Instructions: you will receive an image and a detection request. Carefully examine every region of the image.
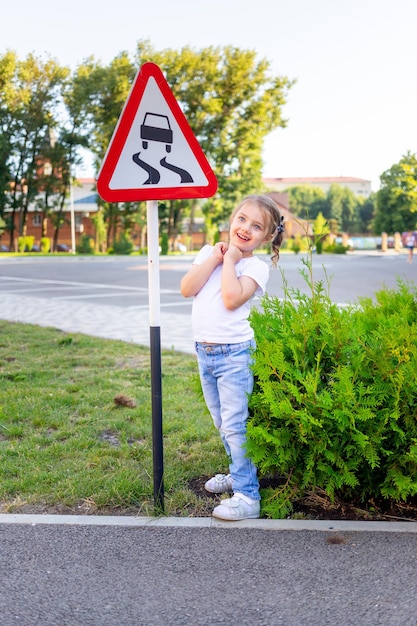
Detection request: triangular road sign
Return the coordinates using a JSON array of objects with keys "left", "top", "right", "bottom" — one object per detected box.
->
[{"left": 97, "top": 63, "right": 218, "bottom": 202}]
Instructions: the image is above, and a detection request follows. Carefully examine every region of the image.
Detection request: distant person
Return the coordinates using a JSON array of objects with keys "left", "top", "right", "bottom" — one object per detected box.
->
[
  {"left": 180, "top": 195, "right": 284, "bottom": 520},
  {"left": 405, "top": 232, "right": 415, "bottom": 264}
]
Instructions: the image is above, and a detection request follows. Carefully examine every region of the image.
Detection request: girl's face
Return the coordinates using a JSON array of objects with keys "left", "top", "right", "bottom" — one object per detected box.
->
[{"left": 229, "top": 201, "right": 273, "bottom": 257}]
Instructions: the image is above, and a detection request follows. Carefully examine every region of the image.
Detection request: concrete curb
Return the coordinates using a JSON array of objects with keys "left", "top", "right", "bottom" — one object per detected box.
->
[{"left": 1, "top": 514, "right": 417, "bottom": 533}]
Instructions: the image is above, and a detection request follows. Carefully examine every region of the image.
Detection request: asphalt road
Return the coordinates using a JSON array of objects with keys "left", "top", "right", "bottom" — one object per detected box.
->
[
  {"left": 1, "top": 251, "right": 416, "bottom": 354},
  {"left": 0, "top": 249, "right": 416, "bottom": 309},
  {"left": 1, "top": 521, "right": 417, "bottom": 626}
]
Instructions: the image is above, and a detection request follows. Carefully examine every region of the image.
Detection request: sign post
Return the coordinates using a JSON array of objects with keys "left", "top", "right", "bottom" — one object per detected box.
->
[
  {"left": 97, "top": 63, "right": 217, "bottom": 512},
  {"left": 147, "top": 199, "right": 164, "bottom": 511}
]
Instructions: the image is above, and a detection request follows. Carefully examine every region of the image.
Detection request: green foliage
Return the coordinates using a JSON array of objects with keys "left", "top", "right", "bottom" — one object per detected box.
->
[
  {"left": 291, "top": 238, "right": 301, "bottom": 254},
  {"left": 286, "top": 186, "right": 326, "bottom": 220},
  {"left": 248, "top": 260, "right": 417, "bottom": 518},
  {"left": 357, "top": 193, "right": 376, "bottom": 234},
  {"left": 90, "top": 209, "right": 107, "bottom": 253},
  {"left": 326, "top": 184, "right": 358, "bottom": 233},
  {"left": 17, "top": 235, "right": 35, "bottom": 252},
  {"left": 285, "top": 184, "right": 370, "bottom": 234},
  {"left": 313, "top": 212, "right": 329, "bottom": 237},
  {"left": 315, "top": 240, "right": 323, "bottom": 254},
  {"left": 284, "top": 235, "right": 310, "bottom": 254},
  {"left": 160, "top": 232, "right": 169, "bottom": 255},
  {"left": 2, "top": 44, "right": 293, "bottom": 245},
  {"left": 80, "top": 41, "right": 293, "bottom": 226},
  {"left": 323, "top": 242, "right": 348, "bottom": 254},
  {"left": 76, "top": 234, "right": 95, "bottom": 254},
  {"left": 40, "top": 237, "right": 50, "bottom": 253},
  {"left": 313, "top": 212, "right": 330, "bottom": 254},
  {"left": 0, "top": 52, "right": 71, "bottom": 242},
  {"left": 110, "top": 234, "right": 133, "bottom": 255},
  {"left": 374, "top": 151, "right": 417, "bottom": 234}
]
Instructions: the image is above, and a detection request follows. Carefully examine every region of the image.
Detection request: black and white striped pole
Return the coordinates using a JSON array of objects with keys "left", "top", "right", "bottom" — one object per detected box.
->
[{"left": 147, "top": 199, "right": 164, "bottom": 512}]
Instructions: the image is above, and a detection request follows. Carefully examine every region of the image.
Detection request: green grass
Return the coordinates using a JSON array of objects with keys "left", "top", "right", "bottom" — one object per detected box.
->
[{"left": 0, "top": 321, "right": 225, "bottom": 516}]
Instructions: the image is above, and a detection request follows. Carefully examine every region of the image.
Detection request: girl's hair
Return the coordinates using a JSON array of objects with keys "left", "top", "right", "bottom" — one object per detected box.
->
[{"left": 232, "top": 194, "right": 285, "bottom": 266}]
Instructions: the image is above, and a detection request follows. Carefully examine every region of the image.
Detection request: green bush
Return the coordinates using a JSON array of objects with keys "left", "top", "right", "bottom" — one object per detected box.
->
[
  {"left": 283, "top": 235, "right": 312, "bottom": 254},
  {"left": 248, "top": 259, "right": 417, "bottom": 518},
  {"left": 17, "top": 235, "right": 35, "bottom": 252},
  {"left": 40, "top": 237, "right": 51, "bottom": 253},
  {"left": 315, "top": 239, "right": 323, "bottom": 254},
  {"left": 76, "top": 234, "right": 95, "bottom": 254},
  {"left": 109, "top": 234, "right": 133, "bottom": 255},
  {"left": 323, "top": 242, "right": 348, "bottom": 254}
]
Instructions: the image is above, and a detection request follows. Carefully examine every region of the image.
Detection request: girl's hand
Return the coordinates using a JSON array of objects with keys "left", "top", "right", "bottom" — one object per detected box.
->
[
  {"left": 181, "top": 242, "right": 228, "bottom": 298},
  {"left": 224, "top": 243, "right": 243, "bottom": 264},
  {"left": 213, "top": 242, "right": 228, "bottom": 262}
]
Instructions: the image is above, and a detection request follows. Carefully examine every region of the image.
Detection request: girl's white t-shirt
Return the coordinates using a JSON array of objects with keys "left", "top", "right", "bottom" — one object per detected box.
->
[{"left": 191, "top": 245, "right": 270, "bottom": 343}]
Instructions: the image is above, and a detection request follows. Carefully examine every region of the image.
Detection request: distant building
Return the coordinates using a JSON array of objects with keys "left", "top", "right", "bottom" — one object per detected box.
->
[{"left": 263, "top": 176, "right": 372, "bottom": 198}]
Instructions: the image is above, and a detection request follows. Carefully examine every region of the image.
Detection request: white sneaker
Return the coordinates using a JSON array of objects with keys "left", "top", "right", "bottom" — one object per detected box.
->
[
  {"left": 204, "top": 473, "right": 233, "bottom": 494},
  {"left": 212, "top": 493, "right": 260, "bottom": 521}
]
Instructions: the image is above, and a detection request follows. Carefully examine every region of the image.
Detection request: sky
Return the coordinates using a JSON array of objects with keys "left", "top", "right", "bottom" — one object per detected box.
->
[{"left": 3, "top": 0, "right": 417, "bottom": 191}]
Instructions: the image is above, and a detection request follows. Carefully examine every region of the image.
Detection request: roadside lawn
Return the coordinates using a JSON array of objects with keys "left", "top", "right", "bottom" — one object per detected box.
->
[
  {"left": 2, "top": 320, "right": 417, "bottom": 522},
  {"left": 0, "top": 320, "right": 224, "bottom": 517}
]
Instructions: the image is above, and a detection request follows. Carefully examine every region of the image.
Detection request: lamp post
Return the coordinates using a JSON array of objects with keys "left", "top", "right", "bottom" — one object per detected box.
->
[{"left": 70, "top": 174, "right": 76, "bottom": 254}]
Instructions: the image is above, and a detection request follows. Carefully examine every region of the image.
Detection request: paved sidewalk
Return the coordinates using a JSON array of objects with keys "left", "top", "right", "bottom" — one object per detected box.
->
[{"left": 0, "top": 292, "right": 195, "bottom": 354}]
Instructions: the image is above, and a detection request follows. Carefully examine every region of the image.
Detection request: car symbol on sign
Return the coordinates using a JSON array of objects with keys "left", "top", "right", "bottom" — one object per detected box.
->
[{"left": 140, "top": 113, "right": 173, "bottom": 153}]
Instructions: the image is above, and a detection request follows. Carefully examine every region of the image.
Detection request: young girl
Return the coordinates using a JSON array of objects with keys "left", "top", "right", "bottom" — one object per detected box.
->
[{"left": 180, "top": 195, "right": 284, "bottom": 520}]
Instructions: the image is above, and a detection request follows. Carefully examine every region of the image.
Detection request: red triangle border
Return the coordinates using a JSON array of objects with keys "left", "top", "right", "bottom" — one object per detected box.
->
[{"left": 97, "top": 63, "right": 218, "bottom": 202}]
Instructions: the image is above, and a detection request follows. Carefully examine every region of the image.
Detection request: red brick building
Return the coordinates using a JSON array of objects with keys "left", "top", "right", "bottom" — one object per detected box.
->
[{"left": 1, "top": 178, "right": 98, "bottom": 252}]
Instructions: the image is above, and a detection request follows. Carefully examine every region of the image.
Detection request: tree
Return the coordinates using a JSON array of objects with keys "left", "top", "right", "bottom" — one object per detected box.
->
[
  {"left": 374, "top": 152, "right": 417, "bottom": 234},
  {"left": 71, "top": 53, "right": 136, "bottom": 175},
  {"left": 0, "top": 52, "right": 70, "bottom": 248},
  {"left": 326, "top": 184, "right": 358, "bottom": 233},
  {"left": 286, "top": 185, "right": 327, "bottom": 220},
  {"left": 1, "top": 44, "right": 293, "bottom": 250},
  {"left": 286, "top": 184, "right": 364, "bottom": 233},
  {"left": 356, "top": 193, "right": 376, "bottom": 234},
  {"left": 71, "top": 53, "right": 142, "bottom": 247},
  {"left": 76, "top": 41, "right": 293, "bottom": 245},
  {"left": 146, "top": 42, "right": 293, "bottom": 221},
  {"left": 0, "top": 51, "right": 18, "bottom": 231}
]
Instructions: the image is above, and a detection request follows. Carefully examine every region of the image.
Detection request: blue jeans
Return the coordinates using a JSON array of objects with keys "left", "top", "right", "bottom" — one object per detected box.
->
[{"left": 195, "top": 339, "right": 260, "bottom": 500}]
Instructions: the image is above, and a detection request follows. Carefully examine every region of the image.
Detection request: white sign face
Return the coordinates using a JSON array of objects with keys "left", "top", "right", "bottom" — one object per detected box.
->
[
  {"left": 97, "top": 63, "right": 217, "bottom": 202},
  {"left": 109, "top": 77, "right": 209, "bottom": 190}
]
